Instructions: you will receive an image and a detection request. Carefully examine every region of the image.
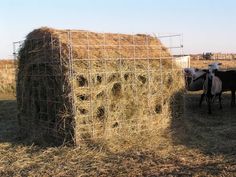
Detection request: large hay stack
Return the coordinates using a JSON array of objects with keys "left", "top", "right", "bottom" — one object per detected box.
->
[
  {"left": 17, "top": 27, "right": 183, "bottom": 145},
  {"left": 0, "top": 60, "right": 16, "bottom": 94}
]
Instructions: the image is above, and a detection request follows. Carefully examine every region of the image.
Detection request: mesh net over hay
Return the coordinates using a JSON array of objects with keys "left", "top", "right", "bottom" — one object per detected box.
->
[{"left": 17, "top": 27, "right": 183, "bottom": 145}]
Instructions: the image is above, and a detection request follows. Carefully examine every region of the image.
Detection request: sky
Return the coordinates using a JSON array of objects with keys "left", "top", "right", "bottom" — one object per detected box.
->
[{"left": 0, "top": 0, "right": 236, "bottom": 58}]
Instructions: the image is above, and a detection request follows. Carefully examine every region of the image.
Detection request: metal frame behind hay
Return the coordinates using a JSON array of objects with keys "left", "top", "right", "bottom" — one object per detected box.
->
[{"left": 14, "top": 31, "right": 185, "bottom": 143}]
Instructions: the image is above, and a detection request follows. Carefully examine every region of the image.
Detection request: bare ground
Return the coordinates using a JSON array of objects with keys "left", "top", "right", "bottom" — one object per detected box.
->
[{"left": 0, "top": 93, "right": 235, "bottom": 176}]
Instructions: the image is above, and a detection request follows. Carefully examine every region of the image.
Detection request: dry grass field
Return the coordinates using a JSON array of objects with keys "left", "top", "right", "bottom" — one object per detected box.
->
[
  {"left": 0, "top": 60, "right": 236, "bottom": 176},
  {"left": 190, "top": 59, "right": 236, "bottom": 70},
  {"left": 0, "top": 60, "right": 16, "bottom": 94}
]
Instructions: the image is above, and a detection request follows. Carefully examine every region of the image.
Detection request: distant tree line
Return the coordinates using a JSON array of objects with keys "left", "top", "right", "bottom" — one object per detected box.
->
[{"left": 203, "top": 52, "right": 213, "bottom": 60}]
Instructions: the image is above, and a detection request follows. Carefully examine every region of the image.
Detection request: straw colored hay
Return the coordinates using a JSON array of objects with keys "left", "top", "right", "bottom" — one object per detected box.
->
[
  {"left": 17, "top": 27, "right": 183, "bottom": 145},
  {"left": 0, "top": 60, "right": 16, "bottom": 94}
]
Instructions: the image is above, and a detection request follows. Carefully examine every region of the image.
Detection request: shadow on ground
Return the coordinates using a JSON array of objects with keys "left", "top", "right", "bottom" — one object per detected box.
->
[
  {"left": 0, "top": 97, "right": 64, "bottom": 147},
  {"left": 170, "top": 90, "right": 236, "bottom": 156},
  {"left": 0, "top": 98, "right": 19, "bottom": 144}
]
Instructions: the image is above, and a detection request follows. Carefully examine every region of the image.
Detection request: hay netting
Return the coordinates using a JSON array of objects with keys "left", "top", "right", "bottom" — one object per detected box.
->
[
  {"left": 0, "top": 60, "right": 16, "bottom": 94},
  {"left": 17, "top": 35, "right": 74, "bottom": 144},
  {"left": 17, "top": 27, "right": 184, "bottom": 145}
]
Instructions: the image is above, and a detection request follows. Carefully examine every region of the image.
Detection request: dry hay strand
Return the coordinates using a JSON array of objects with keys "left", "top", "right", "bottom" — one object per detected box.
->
[{"left": 17, "top": 27, "right": 184, "bottom": 147}]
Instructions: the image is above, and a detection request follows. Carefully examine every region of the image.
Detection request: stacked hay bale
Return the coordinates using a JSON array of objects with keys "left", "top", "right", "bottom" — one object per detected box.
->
[
  {"left": 17, "top": 27, "right": 183, "bottom": 145},
  {"left": 0, "top": 60, "right": 16, "bottom": 94}
]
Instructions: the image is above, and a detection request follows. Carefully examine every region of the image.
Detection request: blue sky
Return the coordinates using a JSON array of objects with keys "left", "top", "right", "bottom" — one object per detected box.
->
[{"left": 0, "top": 0, "right": 235, "bottom": 58}]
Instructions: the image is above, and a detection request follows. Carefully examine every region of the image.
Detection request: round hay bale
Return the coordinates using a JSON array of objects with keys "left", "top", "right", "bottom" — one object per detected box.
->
[{"left": 17, "top": 27, "right": 183, "bottom": 146}]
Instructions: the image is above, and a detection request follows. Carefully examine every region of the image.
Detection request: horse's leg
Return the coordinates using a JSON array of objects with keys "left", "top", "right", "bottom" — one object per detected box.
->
[
  {"left": 231, "top": 90, "right": 235, "bottom": 107},
  {"left": 219, "top": 93, "right": 222, "bottom": 109},
  {"left": 199, "top": 93, "right": 205, "bottom": 107}
]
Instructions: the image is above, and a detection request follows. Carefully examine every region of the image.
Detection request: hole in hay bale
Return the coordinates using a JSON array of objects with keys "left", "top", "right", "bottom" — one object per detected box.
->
[
  {"left": 112, "top": 122, "right": 119, "bottom": 128},
  {"left": 78, "top": 94, "right": 89, "bottom": 101},
  {"left": 77, "top": 75, "right": 88, "bottom": 87},
  {"left": 79, "top": 108, "right": 88, "bottom": 115},
  {"left": 155, "top": 104, "right": 162, "bottom": 114},
  {"left": 138, "top": 75, "right": 147, "bottom": 84},
  {"left": 97, "top": 75, "right": 102, "bottom": 83},
  {"left": 124, "top": 73, "right": 129, "bottom": 81},
  {"left": 112, "top": 83, "right": 122, "bottom": 96},
  {"left": 96, "top": 106, "right": 105, "bottom": 121}
]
